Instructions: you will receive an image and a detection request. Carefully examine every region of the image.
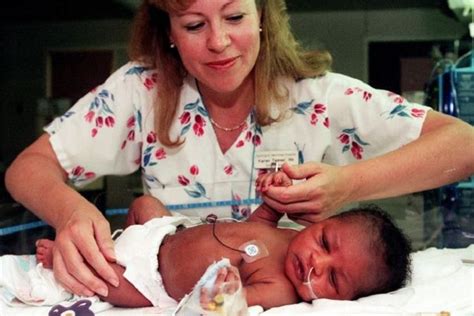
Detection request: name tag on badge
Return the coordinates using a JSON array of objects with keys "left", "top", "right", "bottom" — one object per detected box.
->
[{"left": 255, "top": 150, "right": 298, "bottom": 169}]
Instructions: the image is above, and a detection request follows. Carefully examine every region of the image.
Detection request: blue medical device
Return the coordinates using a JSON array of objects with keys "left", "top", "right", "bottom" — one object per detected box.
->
[{"left": 436, "top": 50, "right": 474, "bottom": 247}]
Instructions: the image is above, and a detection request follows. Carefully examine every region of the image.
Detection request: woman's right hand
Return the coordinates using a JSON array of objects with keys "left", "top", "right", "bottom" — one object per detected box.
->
[{"left": 52, "top": 205, "right": 119, "bottom": 297}]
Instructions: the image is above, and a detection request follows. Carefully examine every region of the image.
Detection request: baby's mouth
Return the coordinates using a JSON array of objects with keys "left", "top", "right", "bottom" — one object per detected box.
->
[{"left": 294, "top": 256, "right": 305, "bottom": 282}]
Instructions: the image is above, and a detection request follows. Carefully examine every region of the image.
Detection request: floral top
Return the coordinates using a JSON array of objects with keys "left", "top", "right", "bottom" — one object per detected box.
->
[{"left": 46, "top": 62, "right": 430, "bottom": 220}]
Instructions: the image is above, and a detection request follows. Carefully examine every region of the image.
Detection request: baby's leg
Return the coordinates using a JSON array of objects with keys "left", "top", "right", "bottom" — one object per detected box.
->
[
  {"left": 126, "top": 195, "right": 172, "bottom": 227},
  {"left": 35, "top": 239, "right": 55, "bottom": 269}
]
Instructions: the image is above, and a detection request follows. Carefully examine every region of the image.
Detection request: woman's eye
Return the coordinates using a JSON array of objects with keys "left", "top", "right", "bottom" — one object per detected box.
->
[
  {"left": 185, "top": 22, "right": 204, "bottom": 31},
  {"left": 227, "top": 14, "right": 244, "bottom": 22}
]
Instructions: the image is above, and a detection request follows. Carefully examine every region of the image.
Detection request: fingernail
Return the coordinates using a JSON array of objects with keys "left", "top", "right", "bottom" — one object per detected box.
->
[
  {"left": 84, "top": 289, "right": 95, "bottom": 297},
  {"left": 97, "top": 287, "right": 108, "bottom": 297},
  {"left": 109, "top": 277, "right": 119, "bottom": 287}
]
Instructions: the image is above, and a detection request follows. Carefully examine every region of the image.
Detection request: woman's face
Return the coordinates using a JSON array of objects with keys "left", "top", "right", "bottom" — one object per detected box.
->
[{"left": 169, "top": 0, "right": 261, "bottom": 96}]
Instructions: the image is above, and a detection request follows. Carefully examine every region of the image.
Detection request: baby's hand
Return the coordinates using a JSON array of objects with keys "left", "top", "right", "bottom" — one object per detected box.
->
[
  {"left": 256, "top": 170, "right": 292, "bottom": 192},
  {"left": 199, "top": 266, "right": 241, "bottom": 312}
]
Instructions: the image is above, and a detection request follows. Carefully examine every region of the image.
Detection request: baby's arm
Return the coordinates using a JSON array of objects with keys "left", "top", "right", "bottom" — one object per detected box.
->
[
  {"left": 247, "top": 203, "right": 283, "bottom": 227},
  {"left": 256, "top": 170, "right": 292, "bottom": 193},
  {"left": 126, "top": 195, "right": 171, "bottom": 227},
  {"left": 249, "top": 170, "right": 293, "bottom": 226},
  {"left": 198, "top": 266, "right": 298, "bottom": 311},
  {"left": 244, "top": 277, "right": 299, "bottom": 309}
]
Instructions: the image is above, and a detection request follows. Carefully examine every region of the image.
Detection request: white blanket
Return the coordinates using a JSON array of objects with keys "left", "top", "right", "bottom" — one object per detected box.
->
[{"left": 1, "top": 246, "right": 473, "bottom": 316}]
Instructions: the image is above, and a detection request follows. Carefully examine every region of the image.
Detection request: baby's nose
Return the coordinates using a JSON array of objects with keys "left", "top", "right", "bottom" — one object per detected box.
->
[{"left": 311, "top": 253, "right": 332, "bottom": 276}]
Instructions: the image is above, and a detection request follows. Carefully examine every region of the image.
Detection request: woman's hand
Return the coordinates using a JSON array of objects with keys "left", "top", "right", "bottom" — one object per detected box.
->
[
  {"left": 259, "top": 162, "right": 352, "bottom": 224},
  {"left": 53, "top": 205, "right": 119, "bottom": 297}
]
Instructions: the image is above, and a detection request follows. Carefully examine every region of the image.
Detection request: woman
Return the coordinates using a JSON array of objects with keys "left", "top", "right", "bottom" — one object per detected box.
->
[{"left": 5, "top": 0, "right": 474, "bottom": 299}]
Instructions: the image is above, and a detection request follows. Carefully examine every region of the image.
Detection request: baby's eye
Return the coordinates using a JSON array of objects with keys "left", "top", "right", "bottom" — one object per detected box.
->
[
  {"left": 321, "top": 234, "right": 330, "bottom": 252},
  {"left": 330, "top": 270, "right": 338, "bottom": 292}
]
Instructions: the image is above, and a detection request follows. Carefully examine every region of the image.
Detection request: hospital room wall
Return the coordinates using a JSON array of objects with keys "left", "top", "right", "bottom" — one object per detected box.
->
[
  {"left": 290, "top": 8, "right": 466, "bottom": 82},
  {"left": 0, "top": 19, "right": 132, "bottom": 168}
]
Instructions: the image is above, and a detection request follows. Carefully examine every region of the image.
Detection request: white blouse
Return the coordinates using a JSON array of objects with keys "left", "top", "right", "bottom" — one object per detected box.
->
[{"left": 46, "top": 62, "right": 430, "bottom": 220}]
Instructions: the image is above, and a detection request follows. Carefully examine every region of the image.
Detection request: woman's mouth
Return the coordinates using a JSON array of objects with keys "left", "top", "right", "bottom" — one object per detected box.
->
[{"left": 206, "top": 57, "right": 238, "bottom": 70}]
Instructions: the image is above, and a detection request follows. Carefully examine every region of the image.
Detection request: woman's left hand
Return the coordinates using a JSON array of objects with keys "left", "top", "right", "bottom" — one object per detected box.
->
[{"left": 259, "top": 162, "right": 352, "bottom": 224}]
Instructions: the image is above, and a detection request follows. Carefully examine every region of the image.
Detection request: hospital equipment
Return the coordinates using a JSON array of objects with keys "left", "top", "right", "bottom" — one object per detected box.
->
[{"left": 422, "top": 0, "right": 474, "bottom": 248}]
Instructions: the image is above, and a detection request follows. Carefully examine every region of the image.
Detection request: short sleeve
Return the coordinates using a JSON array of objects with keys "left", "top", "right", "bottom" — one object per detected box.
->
[
  {"left": 45, "top": 62, "right": 156, "bottom": 187},
  {"left": 321, "top": 73, "right": 431, "bottom": 165}
]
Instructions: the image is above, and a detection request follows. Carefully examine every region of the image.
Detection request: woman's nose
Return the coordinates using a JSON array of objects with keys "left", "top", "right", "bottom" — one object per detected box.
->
[{"left": 207, "top": 25, "right": 230, "bottom": 52}]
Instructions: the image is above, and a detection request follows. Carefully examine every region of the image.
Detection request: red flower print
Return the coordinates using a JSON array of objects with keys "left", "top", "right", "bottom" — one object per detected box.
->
[
  {"left": 179, "top": 111, "right": 191, "bottom": 125},
  {"left": 84, "top": 172, "right": 95, "bottom": 179},
  {"left": 224, "top": 165, "right": 233, "bottom": 175},
  {"left": 363, "top": 91, "right": 372, "bottom": 102},
  {"left": 70, "top": 166, "right": 96, "bottom": 184},
  {"left": 91, "top": 128, "right": 98, "bottom": 137},
  {"left": 84, "top": 111, "right": 95, "bottom": 122},
  {"left": 121, "top": 140, "right": 127, "bottom": 149},
  {"left": 144, "top": 73, "right": 157, "bottom": 90},
  {"left": 411, "top": 108, "right": 425, "bottom": 118},
  {"left": 338, "top": 134, "right": 350, "bottom": 144},
  {"left": 72, "top": 166, "right": 84, "bottom": 176},
  {"left": 323, "top": 117, "right": 330, "bottom": 128},
  {"left": 195, "top": 114, "right": 206, "bottom": 126},
  {"left": 394, "top": 97, "right": 404, "bottom": 104},
  {"left": 313, "top": 103, "right": 326, "bottom": 114},
  {"left": 252, "top": 135, "right": 261, "bottom": 146},
  {"left": 127, "top": 116, "right": 136, "bottom": 128},
  {"left": 155, "top": 148, "right": 166, "bottom": 160},
  {"left": 105, "top": 116, "right": 115, "bottom": 127},
  {"left": 144, "top": 78, "right": 153, "bottom": 90},
  {"left": 178, "top": 175, "right": 190, "bottom": 186},
  {"left": 95, "top": 116, "right": 103, "bottom": 128},
  {"left": 236, "top": 140, "right": 245, "bottom": 148},
  {"left": 127, "top": 130, "right": 135, "bottom": 141},
  {"left": 193, "top": 123, "right": 204, "bottom": 136},
  {"left": 310, "top": 113, "right": 318, "bottom": 125},
  {"left": 351, "top": 142, "right": 363, "bottom": 160},
  {"left": 147, "top": 131, "right": 157, "bottom": 144},
  {"left": 245, "top": 131, "right": 252, "bottom": 142},
  {"left": 345, "top": 88, "right": 354, "bottom": 95},
  {"left": 190, "top": 165, "right": 199, "bottom": 176}
]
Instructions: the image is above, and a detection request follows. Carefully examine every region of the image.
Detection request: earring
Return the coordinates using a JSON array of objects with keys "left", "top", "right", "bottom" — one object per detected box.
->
[
  {"left": 170, "top": 43, "right": 175, "bottom": 48},
  {"left": 259, "top": 27, "right": 262, "bottom": 33}
]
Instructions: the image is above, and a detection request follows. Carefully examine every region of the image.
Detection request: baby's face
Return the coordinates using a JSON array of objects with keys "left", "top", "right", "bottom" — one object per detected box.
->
[{"left": 285, "top": 217, "right": 381, "bottom": 301}]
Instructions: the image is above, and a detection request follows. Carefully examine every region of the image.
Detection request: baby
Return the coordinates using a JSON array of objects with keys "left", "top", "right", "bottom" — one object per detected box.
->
[{"left": 36, "top": 195, "right": 412, "bottom": 310}]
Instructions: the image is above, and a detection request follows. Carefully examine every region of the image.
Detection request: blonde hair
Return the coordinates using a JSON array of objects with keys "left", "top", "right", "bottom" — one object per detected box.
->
[{"left": 128, "top": 0, "right": 332, "bottom": 147}]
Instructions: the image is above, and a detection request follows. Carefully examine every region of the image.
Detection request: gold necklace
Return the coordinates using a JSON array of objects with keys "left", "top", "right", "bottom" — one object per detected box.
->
[{"left": 210, "top": 117, "right": 247, "bottom": 132}]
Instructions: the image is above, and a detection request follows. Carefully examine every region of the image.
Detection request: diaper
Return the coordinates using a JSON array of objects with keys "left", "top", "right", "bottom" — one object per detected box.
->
[{"left": 114, "top": 215, "right": 194, "bottom": 309}]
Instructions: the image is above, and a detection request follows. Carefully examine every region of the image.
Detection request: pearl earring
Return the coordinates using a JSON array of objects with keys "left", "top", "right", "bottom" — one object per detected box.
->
[
  {"left": 170, "top": 43, "right": 175, "bottom": 48},
  {"left": 259, "top": 27, "right": 262, "bottom": 32}
]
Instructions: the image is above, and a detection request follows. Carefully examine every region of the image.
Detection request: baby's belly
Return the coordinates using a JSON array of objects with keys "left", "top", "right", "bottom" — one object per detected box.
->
[{"left": 158, "top": 224, "right": 244, "bottom": 301}]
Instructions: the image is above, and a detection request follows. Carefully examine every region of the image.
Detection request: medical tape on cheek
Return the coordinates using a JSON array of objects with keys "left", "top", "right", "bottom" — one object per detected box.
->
[{"left": 238, "top": 240, "right": 269, "bottom": 263}]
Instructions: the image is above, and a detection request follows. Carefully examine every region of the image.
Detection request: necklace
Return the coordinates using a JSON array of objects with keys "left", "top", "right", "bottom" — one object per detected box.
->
[{"left": 209, "top": 117, "right": 246, "bottom": 132}]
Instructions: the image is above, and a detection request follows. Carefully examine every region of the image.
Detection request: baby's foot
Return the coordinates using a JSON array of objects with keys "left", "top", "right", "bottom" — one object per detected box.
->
[{"left": 36, "top": 239, "right": 55, "bottom": 269}]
